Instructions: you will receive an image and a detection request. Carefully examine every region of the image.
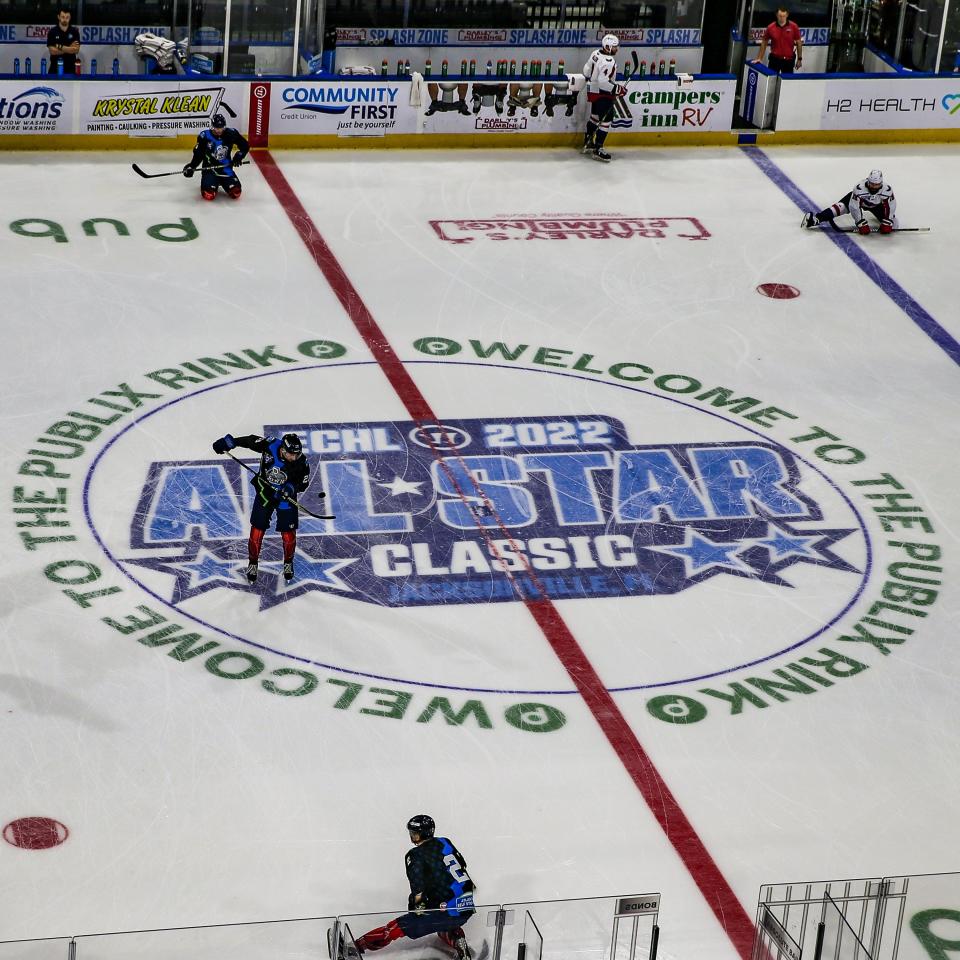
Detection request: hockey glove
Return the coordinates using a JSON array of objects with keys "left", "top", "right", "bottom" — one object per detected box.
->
[
  {"left": 879, "top": 221, "right": 894, "bottom": 235},
  {"left": 856, "top": 220, "right": 871, "bottom": 236},
  {"left": 212, "top": 434, "right": 236, "bottom": 454},
  {"left": 183, "top": 164, "right": 195, "bottom": 178},
  {"left": 614, "top": 82, "right": 628, "bottom": 98}
]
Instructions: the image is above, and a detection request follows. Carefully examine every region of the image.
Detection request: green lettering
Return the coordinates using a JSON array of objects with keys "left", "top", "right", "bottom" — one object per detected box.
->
[
  {"left": 328, "top": 678, "right": 363, "bottom": 709},
  {"left": 417, "top": 697, "right": 493, "bottom": 728},
  {"left": 146, "top": 217, "right": 199, "bottom": 243},
  {"left": 81, "top": 218, "right": 130, "bottom": 238},
  {"left": 360, "top": 687, "right": 413, "bottom": 719},
  {"left": 11, "top": 219, "right": 68, "bottom": 243},
  {"left": 503, "top": 702, "right": 565, "bottom": 732}
]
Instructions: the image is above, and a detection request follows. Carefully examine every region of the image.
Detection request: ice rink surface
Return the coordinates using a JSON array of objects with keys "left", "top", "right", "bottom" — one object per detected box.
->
[{"left": 1, "top": 142, "right": 958, "bottom": 960}]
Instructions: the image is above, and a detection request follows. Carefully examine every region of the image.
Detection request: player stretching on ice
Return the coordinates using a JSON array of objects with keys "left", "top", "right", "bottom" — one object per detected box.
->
[
  {"left": 183, "top": 113, "right": 249, "bottom": 201},
  {"left": 582, "top": 34, "right": 624, "bottom": 162},
  {"left": 337, "top": 815, "right": 475, "bottom": 960},
  {"left": 211, "top": 432, "right": 311, "bottom": 583},
  {"left": 801, "top": 169, "right": 897, "bottom": 234}
]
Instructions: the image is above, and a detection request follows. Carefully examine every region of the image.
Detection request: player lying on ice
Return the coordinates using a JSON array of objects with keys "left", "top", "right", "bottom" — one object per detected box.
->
[{"left": 801, "top": 169, "right": 897, "bottom": 234}]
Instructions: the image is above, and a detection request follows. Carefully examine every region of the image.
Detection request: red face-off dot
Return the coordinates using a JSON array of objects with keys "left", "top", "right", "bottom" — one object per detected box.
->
[
  {"left": 756, "top": 283, "right": 801, "bottom": 299},
  {"left": 2, "top": 817, "right": 69, "bottom": 850}
]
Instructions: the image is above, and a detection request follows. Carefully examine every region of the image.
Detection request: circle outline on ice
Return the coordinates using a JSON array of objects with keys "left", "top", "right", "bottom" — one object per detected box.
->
[{"left": 83, "top": 359, "right": 873, "bottom": 695}]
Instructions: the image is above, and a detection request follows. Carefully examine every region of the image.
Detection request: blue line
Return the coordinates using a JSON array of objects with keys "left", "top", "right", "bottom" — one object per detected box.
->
[{"left": 741, "top": 146, "right": 960, "bottom": 367}]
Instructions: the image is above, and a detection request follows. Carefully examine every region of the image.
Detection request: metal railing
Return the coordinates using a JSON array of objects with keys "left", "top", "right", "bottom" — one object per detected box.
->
[
  {"left": 0, "top": 893, "right": 661, "bottom": 960},
  {"left": 753, "top": 871, "right": 960, "bottom": 960}
]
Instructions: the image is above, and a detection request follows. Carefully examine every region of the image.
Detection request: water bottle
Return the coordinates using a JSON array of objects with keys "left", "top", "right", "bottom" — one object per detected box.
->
[
  {"left": 381, "top": 59, "right": 388, "bottom": 75},
  {"left": 424, "top": 58, "right": 431, "bottom": 76},
  {"left": 90, "top": 58, "right": 97, "bottom": 74},
  {"left": 25, "top": 57, "right": 32, "bottom": 74},
  {"left": 57, "top": 59, "right": 63, "bottom": 75},
  {"left": 112, "top": 57, "right": 120, "bottom": 76},
  {"left": 13, "top": 57, "right": 19, "bottom": 75},
  {"left": 75, "top": 57, "right": 81, "bottom": 75}
]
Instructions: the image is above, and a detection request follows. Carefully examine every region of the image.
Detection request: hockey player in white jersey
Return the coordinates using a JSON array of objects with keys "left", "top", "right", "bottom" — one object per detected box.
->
[
  {"left": 801, "top": 169, "right": 897, "bottom": 234},
  {"left": 582, "top": 34, "right": 624, "bottom": 162}
]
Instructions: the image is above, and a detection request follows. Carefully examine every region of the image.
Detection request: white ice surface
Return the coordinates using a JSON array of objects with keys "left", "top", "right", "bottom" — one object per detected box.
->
[{"left": 0, "top": 145, "right": 958, "bottom": 960}]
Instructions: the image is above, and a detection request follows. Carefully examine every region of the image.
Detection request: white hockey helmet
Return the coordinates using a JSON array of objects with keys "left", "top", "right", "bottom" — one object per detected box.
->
[
  {"left": 866, "top": 168, "right": 884, "bottom": 186},
  {"left": 602, "top": 33, "right": 619, "bottom": 52}
]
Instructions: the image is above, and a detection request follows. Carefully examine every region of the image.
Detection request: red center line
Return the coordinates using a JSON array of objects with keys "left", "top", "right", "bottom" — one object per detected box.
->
[{"left": 255, "top": 150, "right": 758, "bottom": 959}]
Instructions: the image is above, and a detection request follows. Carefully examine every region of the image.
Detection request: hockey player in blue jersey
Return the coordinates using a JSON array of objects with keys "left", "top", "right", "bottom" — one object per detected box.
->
[
  {"left": 183, "top": 113, "right": 249, "bottom": 201},
  {"left": 341, "top": 816, "right": 475, "bottom": 960},
  {"left": 211, "top": 432, "right": 311, "bottom": 583}
]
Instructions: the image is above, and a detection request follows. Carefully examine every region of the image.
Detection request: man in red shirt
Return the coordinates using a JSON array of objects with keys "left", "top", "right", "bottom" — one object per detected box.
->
[{"left": 754, "top": 7, "right": 803, "bottom": 73}]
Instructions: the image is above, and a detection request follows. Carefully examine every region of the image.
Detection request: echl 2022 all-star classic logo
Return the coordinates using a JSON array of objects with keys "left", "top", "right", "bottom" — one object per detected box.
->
[{"left": 125, "top": 414, "right": 858, "bottom": 610}]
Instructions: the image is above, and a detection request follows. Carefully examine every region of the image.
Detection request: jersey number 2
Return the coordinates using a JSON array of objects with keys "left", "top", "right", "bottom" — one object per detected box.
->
[{"left": 444, "top": 854, "right": 469, "bottom": 884}]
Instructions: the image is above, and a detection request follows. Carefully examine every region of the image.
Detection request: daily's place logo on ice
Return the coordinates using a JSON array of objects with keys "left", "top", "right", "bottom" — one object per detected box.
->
[
  {"left": 430, "top": 216, "right": 711, "bottom": 243},
  {"left": 124, "top": 415, "right": 859, "bottom": 610}
]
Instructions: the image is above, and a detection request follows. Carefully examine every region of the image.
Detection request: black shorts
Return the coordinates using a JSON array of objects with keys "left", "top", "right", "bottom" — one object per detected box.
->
[{"left": 250, "top": 498, "right": 298, "bottom": 532}]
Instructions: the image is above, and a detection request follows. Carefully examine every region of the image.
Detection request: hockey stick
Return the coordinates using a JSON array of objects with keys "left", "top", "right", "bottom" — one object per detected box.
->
[
  {"left": 832, "top": 225, "right": 930, "bottom": 234},
  {"left": 131, "top": 158, "right": 250, "bottom": 179},
  {"left": 226, "top": 451, "right": 336, "bottom": 521}
]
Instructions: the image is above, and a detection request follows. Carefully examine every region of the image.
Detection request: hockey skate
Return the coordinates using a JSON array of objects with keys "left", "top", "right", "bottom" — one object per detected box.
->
[
  {"left": 592, "top": 147, "right": 612, "bottom": 162},
  {"left": 800, "top": 211, "right": 819, "bottom": 229},
  {"left": 283, "top": 561, "right": 294, "bottom": 582},
  {"left": 454, "top": 934, "right": 472, "bottom": 960},
  {"left": 581, "top": 137, "right": 595, "bottom": 155},
  {"left": 245, "top": 562, "right": 258, "bottom": 584}
]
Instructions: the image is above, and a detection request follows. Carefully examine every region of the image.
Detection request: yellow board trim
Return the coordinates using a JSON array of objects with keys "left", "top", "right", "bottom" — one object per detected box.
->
[{"left": 0, "top": 128, "right": 957, "bottom": 150}]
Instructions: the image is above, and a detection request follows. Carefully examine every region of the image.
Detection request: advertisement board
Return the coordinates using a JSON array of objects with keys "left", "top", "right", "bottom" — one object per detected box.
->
[
  {"left": 419, "top": 76, "right": 734, "bottom": 135},
  {"left": 336, "top": 27, "right": 702, "bottom": 46},
  {"left": 75, "top": 81, "right": 248, "bottom": 136},
  {"left": 0, "top": 80, "right": 73, "bottom": 135},
  {"left": 821, "top": 77, "right": 960, "bottom": 129},
  {"left": 269, "top": 81, "right": 419, "bottom": 137},
  {"left": 776, "top": 75, "right": 960, "bottom": 131}
]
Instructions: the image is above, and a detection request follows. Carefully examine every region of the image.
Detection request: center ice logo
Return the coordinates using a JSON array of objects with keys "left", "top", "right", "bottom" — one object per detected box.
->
[{"left": 124, "top": 414, "right": 859, "bottom": 609}]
